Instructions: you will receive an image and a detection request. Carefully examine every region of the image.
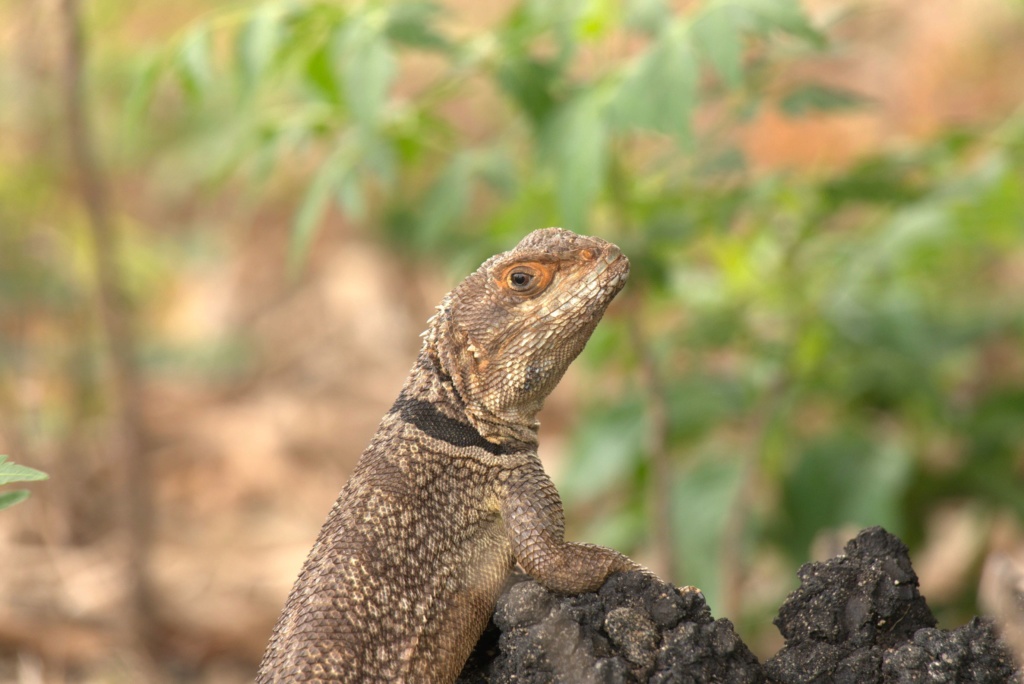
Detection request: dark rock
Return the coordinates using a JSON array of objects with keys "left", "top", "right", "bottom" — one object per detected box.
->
[
  {"left": 881, "top": 618, "right": 1020, "bottom": 683},
  {"left": 771, "top": 527, "right": 935, "bottom": 652},
  {"left": 605, "top": 607, "right": 659, "bottom": 667},
  {"left": 764, "top": 526, "right": 1021, "bottom": 684},
  {"left": 458, "top": 527, "right": 1022, "bottom": 683},
  {"left": 458, "top": 570, "right": 762, "bottom": 683}
]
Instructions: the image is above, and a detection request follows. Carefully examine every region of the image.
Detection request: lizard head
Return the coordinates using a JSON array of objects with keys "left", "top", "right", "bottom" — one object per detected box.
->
[{"left": 424, "top": 228, "right": 629, "bottom": 443}]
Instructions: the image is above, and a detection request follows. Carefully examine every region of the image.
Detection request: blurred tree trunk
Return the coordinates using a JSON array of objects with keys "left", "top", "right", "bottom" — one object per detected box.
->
[{"left": 58, "top": 0, "right": 157, "bottom": 654}]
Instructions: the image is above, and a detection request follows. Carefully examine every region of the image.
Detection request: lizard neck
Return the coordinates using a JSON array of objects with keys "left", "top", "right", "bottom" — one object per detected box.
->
[{"left": 399, "top": 344, "right": 539, "bottom": 453}]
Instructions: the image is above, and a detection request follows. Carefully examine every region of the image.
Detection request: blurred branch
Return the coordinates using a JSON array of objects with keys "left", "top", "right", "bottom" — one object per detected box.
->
[
  {"left": 58, "top": 0, "right": 156, "bottom": 650},
  {"left": 625, "top": 300, "right": 679, "bottom": 584},
  {"left": 720, "top": 374, "right": 788, "bottom": 621}
]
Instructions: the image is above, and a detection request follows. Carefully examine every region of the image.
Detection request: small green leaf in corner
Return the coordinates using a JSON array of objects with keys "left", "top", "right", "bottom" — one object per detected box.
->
[
  {"left": 0, "top": 490, "right": 31, "bottom": 511},
  {"left": 0, "top": 455, "right": 48, "bottom": 485},
  {"left": 0, "top": 455, "right": 48, "bottom": 511}
]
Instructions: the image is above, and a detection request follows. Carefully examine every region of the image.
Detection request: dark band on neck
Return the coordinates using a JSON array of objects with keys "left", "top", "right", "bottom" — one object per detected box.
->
[{"left": 391, "top": 395, "right": 519, "bottom": 456}]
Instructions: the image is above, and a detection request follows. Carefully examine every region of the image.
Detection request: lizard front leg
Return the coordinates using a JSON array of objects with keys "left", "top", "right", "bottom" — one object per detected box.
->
[{"left": 501, "top": 460, "right": 646, "bottom": 594}]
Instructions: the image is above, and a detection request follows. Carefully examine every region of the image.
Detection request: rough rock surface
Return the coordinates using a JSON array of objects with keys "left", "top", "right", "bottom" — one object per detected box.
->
[
  {"left": 765, "top": 526, "right": 1020, "bottom": 684},
  {"left": 457, "top": 570, "right": 762, "bottom": 683},
  {"left": 457, "top": 527, "right": 1022, "bottom": 683}
]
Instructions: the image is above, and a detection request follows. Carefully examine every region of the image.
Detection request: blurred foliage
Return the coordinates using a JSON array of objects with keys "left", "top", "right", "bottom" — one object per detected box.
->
[
  {"left": 137, "top": 0, "right": 838, "bottom": 267},
  {"left": 133, "top": 0, "right": 1024, "bottom": 631},
  {"left": 0, "top": 455, "right": 48, "bottom": 511}
]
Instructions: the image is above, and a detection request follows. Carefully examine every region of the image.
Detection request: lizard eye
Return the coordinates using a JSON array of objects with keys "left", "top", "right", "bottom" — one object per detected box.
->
[
  {"left": 499, "top": 262, "right": 554, "bottom": 296},
  {"left": 509, "top": 271, "right": 534, "bottom": 290}
]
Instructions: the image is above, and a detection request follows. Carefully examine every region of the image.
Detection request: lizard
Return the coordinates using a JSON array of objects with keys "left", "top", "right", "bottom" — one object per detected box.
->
[{"left": 256, "top": 227, "right": 647, "bottom": 683}]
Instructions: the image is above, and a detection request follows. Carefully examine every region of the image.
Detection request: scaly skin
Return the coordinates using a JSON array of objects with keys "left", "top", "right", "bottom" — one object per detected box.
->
[{"left": 257, "top": 228, "right": 645, "bottom": 683}]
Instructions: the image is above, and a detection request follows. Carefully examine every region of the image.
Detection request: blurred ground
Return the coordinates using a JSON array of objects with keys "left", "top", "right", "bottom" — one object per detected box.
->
[{"left": 1, "top": 0, "right": 1023, "bottom": 682}]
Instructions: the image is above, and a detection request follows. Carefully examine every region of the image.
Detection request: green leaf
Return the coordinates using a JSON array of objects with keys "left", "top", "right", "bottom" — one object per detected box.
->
[
  {"left": 518, "top": 0, "right": 583, "bottom": 61},
  {"left": 609, "top": 23, "right": 698, "bottom": 143},
  {"left": 693, "top": 4, "right": 744, "bottom": 87},
  {"left": 176, "top": 25, "right": 214, "bottom": 98},
  {"left": 624, "top": 0, "right": 670, "bottom": 35},
  {"left": 289, "top": 143, "right": 351, "bottom": 273},
  {"left": 666, "top": 373, "right": 751, "bottom": 443},
  {"left": 0, "top": 456, "right": 46, "bottom": 512},
  {"left": 780, "top": 84, "right": 871, "bottom": 117},
  {"left": 356, "top": 128, "right": 398, "bottom": 186},
  {"left": 560, "top": 396, "right": 647, "bottom": 504},
  {"left": 0, "top": 490, "right": 30, "bottom": 511},
  {"left": 124, "top": 53, "right": 162, "bottom": 124},
  {"left": 822, "top": 155, "right": 928, "bottom": 207},
  {"left": 236, "top": 5, "right": 283, "bottom": 88},
  {"left": 577, "top": 0, "right": 618, "bottom": 41},
  {"left": 336, "top": 20, "right": 397, "bottom": 127},
  {"left": 742, "top": 0, "right": 826, "bottom": 46},
  {"left": 670, "top": 454, "right": 746, "bottom": 609},
  {"left": 780, "top": 433, "right": 913, "bottom": 559},
  {"left": 496, "top": 55, "right": 562, "bottom": 129},
  {"left": 0, "top": 455, "right": 48, "bottom": 486},
  {"left": 544, "top": 90, "right": 608, "bottom": 228},
  {"left": 385, "top": 1, "right": 452, "bottom": 52},
  {"left": 338, "top": 173, "right": 366, "bottom": 221},
  {"left": 476, "top": 147, "right": 519, "bottom": 197},
  {"left": 416, "top": 153, "right": 473, "bottom": 250},
  {"left": 304, "top": 41, "right": 343, "bottom": 103}
]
